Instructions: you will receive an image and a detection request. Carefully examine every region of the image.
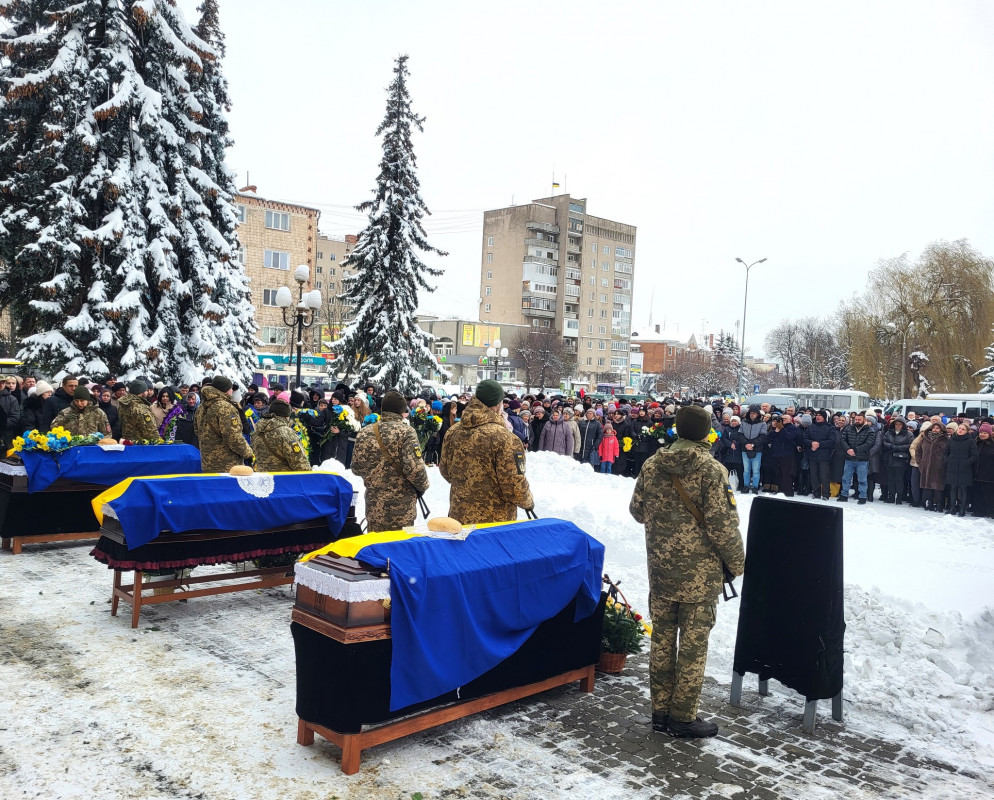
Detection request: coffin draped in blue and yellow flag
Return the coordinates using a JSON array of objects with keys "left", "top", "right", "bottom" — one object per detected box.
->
[{"left": 92, "top": 471, "right": 354, "bottom": 549}]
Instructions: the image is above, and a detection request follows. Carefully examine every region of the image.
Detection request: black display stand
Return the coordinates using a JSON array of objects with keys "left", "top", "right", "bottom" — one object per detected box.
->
[{"left": 729, "top": 496, "right": 845, "bottom": 732}]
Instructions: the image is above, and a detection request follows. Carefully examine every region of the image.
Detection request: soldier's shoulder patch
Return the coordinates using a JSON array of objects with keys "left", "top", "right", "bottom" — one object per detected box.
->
[
  {"left": 515, "top": 452, "right": 526, "bottom": 474},
  {"left": 726, "top": 484, "right": 736, "bottom": 508},
  {"left": 414, "top": 446, "right": 422, "bottom": 458},
  {"left": 292, "top": 444, "right": 301, "bottom": 453}
]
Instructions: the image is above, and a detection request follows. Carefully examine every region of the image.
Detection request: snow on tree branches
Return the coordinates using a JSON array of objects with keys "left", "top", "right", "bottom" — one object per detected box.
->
[
  {"left": 331, "top": 55, "right": 447, "bottom": 394},
  {"left": 0, "top": 0, "right": 255, "bottom": 382}
]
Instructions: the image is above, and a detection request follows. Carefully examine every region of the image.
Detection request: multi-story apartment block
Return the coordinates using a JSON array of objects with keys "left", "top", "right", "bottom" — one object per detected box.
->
[
  {"left": 479, "top": 194, "right": 636, "bottom": 385},
  {"left": 234, "top": 187, "right": 320, "bottom": 356},
  {"left": 314, "top": 232, "right": 357, "bottom": 356}
]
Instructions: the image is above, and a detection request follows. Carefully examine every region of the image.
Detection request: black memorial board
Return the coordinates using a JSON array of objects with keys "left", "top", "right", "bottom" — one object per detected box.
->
[{"left": 732, "top": 496, "right": 844, "bottom": 700}]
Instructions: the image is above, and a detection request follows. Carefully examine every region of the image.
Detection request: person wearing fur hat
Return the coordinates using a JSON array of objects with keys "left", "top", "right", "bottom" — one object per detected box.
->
[
  {"left": 116, "top": 379, "right": 160, "bottom": 441},
  {"left": 351, "top": 390, "right": 430, "bottom": 532},
  {"left": 439, "top": 379, "right": 534, "bottom": 524},
  {"left": 22, "top": 380, "right": 54, "bottom": 432},
  {"left": 51, "top": 385, "right": 111, "bottom": 437},
  {"left": 251, "top": 399, "right": 310, "bottom": 473},
  {"left": 194, "top": 376, "right": 253, "bottom": 472},
  {"left": 630, "top": 403, "right": 745, "bottom": 740}
]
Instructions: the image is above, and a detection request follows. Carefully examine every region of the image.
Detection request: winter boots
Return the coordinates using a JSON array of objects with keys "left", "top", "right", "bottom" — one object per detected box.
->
[
  {"left": 651, "top": 713, "right": 668, "bottom": 733},
  {"left": 666, "top": 716, "right": 719, "bottom": 738}
]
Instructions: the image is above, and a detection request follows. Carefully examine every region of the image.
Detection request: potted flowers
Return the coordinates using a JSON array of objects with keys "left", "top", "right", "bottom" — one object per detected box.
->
[{"left": 599, "top": 575, "right": 651, "bottom": 673}]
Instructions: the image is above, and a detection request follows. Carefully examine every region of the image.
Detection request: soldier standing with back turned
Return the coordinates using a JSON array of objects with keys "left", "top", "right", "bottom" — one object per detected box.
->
[
  {"left": 195, "top": 376, "right": 253, "bottom": 472},
  {"left": 630, "top": 404, "right": 745, "bottom": 738}
]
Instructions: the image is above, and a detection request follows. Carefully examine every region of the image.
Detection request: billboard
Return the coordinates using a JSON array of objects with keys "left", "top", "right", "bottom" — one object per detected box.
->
[{"left": 461, "top": 324, "right": 501, "bottom": 348}]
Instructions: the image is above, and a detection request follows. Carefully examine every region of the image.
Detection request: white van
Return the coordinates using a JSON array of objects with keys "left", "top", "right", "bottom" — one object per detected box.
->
[{"left": 883, "top": 394, "right": 994, "bottom": 420}]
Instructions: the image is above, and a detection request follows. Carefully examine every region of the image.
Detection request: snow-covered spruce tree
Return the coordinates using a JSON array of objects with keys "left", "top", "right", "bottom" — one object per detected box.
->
[
  {"left": 0, "top": 0, "right": 108, "bottom": 377},
  {"left": 332, "top": 55, "right": 446, "bottom": 394},
  {"left": 0, "top": 1, "right": 255, "bottom": 383},
  {"left": 976, "top": 338, "right": 994, "bottom": 394}
]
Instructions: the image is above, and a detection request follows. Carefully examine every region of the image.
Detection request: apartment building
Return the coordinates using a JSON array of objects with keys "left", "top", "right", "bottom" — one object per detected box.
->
[
  {"left": 234, "top": 187, "right": 320, "bottom": 356},
  {"left": 314, "top": 232, "right": 357, "bottom": 356},
  {"left": 479, "top": 194, "right": 636, "bottom": 385}
]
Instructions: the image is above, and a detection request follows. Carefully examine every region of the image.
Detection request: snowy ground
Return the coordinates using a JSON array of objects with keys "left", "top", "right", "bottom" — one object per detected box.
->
[{"left": 1, "top": 451, "right": 993, "bottom": 798}]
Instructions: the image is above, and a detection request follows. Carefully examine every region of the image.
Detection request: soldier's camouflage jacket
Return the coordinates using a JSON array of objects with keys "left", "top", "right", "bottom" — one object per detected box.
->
[
  {"left": 630, "top": 438, "right": 745, "bottom": 603},
  {"left": 351, "top": 411, "right": 429, "bottom": 532},
  {"left": 439, "top": 397, "right": 534, "bottom": 525},
  {"left": 194, "top": 385, "right": 253, "bottom": 472},
  {"left": 251, "top": 416, "right": 310, "bottom": 473},
  {"left": 116, "top": 393, "right": 159, "bottom": 441},
  {"left": 51, "top": 403, "right": 110, "bottom": 437}
]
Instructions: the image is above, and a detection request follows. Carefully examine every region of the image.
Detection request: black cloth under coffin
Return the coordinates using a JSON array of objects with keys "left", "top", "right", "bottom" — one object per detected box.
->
[
  {"left": 90, "top": 516, "right": 362, "bottom": 571},
  {"left": 0, "top": 472, "right": 102, "bottom": 537},
  {"left": 732, "top": 496, "right": 845, "bottom": 700},
  {"left": 292, "top": 594, "right": 605, "bottom": 734}
]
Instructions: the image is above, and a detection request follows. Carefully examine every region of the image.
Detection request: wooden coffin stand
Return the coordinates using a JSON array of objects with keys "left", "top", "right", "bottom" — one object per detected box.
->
[
  {"left": 292, "top": 554, "right": 603, "bottom": 775},
  {"left": 0, "top": 466, "right": 103, "bottom": 554}
]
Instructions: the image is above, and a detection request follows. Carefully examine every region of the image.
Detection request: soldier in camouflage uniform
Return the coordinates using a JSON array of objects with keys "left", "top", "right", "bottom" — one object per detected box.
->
[
  {"left": 630, "top": 404, "right": 746, "bottom": 739},
  {"left": 51, "top": 386, "right": 111, "bottom": 436},
  {"left": 439, "top": 380, "right": 534, "bottom": 524},
  {"left": 351, "top": 390, "right": 429, "bottom": 532},
  {"left": 194, "top": 376, "right": 253, "bottom": 472},
  {"left": 251, "top": 399, "right": 310, "bottom": 473},
  {"left": 116, "top": 380, "right": 160, "bottom": 441}
]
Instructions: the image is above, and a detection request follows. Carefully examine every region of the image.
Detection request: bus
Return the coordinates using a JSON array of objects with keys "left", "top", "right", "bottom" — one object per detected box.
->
[
  {"left": 766, "top": 388, "right": 871, "bottom": 414},
  {"left": 252, "top": 353, "right": 331, "bottom": 392}
]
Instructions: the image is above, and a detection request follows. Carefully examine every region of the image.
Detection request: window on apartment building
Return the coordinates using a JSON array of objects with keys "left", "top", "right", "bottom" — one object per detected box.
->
[
  {"left": 265, "top": 210, "right": 290, "bottom": 231},
  {"left": 327, "top": 282, "right": 335, "bottom": 293},
  {"left": 599, "top": 325, "right": 606, "bottom": 334},
  {"left": 485, "top": 303, "right": 491, "bottom": 313},
  {"left": 264, "top": 250, "right": 290, "bottom": 270},
  {"left": 602, "top": 261, "right": 609, "bottom": 271},
  {"left": 588, "top": 308, "right": 594, "bottom": 317},
  {"left": 599, "top": 294, "right": 607, "bottom": 303},
  {"left": 589, "top": 276, "right": 595, "bottom": 286},
  {"left": 487, "top": 270, "right": 493, "bottom": 279},
  {"left": 601, "top": 277, "right": 609, "bottom": 286},
  {"left": 488, "top": 236, "right": 494, "bottom": 246},
  {"left": 329, "top": 254, "right": 336, "bottom": 261},
  {"left": 598, "top": 358, "right": 605, "bottom": 366},
  {"left": 600, "top": 309, "right": 607, "bottom": 318},
  {"left": 667, "top": 347, "right": 673, "bottom": 356},
  {"left": 590, "top": 259, "right": 596, "bottom": 269},
  {"left": 329, "top": 267, "right": 336, "bottom": 276},
  {"left": 261, "top": 326, "right": 288, "bottom": 345},
  {"left": 587, "top": 340, "right": 593, "bottom": 349},
  {"left": 586, "top": 357, "right": 592, "bottom": 365},
  {"left": 487, "top": 253, "right": 493, "bottom": 263},
  {"left": 587, "top": 324, "right": 593, "bottom": 333},
  {"left": 237, "top": 246, "right": 246, "bottom": 264},
  {"left": 616, "top": 246, "right": 634, "bottom": 258},
  {"left": 485, "top": 286, "right": 492, "bottom": 296},
  {"left": 599, "top": 340, "right": 606, "bottom": 350},
  {"left": 316, "top": 266, "right": 323, "bottom": 274},
  {"left": 316, "top": 281, "right": 323, "bottom": 289},
  {"left": 262, "top": 289, "right": 279, "bottom": 306},
  {"left": 602, "top": 245, "right": 609, "bottom": 254},
  {"left": 236, "top": 205, "right": 246, "bottom": 223},
  {"left": 317, "top": 251, "right": 323, "bottom": 259},
  {"left": 589, "top": 291, "right": 595, "bottom": 301}
]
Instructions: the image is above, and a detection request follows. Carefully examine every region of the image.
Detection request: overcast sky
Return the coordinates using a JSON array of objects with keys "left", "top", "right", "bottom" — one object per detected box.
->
[{"left": 179, "top": 0, "right": 994, "bottom": 359}]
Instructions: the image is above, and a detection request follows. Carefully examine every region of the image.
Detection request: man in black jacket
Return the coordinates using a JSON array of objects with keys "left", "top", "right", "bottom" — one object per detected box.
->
[
  {"left": 39, "top": 375, "right": 77, "bottom": 433},
  {"left": 838, "top": 412, "right": 876, "bottom": 504}
]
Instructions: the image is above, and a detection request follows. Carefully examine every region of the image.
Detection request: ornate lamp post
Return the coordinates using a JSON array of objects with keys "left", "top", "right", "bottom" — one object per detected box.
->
[
  {"left": 275, "top": 264, "right": 322, "bottom": 390},
  {"left": 486, "top": 338, "right": 509, "bottom": 382}
]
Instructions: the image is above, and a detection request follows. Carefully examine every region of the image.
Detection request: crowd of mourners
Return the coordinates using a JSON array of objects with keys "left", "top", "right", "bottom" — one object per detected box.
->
[{"left": 8, "top": 370, "right": 994, "bottom": 519}]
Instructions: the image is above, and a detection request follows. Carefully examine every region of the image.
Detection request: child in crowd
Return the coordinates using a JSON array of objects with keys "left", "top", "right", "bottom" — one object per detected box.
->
[{"left": 598, "top": 422, "right": 619, "bottom": 474}]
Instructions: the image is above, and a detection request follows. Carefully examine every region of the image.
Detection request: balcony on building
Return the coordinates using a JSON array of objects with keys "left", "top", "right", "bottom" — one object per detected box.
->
[
  {"left": 522, "top": 254, "right": 559, "bottom": 268},
  {"left": 525, "top": 236, "right": 559, "bottom": 249},
  {"left": 564, "top": 319, "right": 580, "bottom": 338},
  {"left": 521, "top": 295, "right": 556, "bottom": 319},
  {"left": 526, "top": 220, "right": 559, "bottom": 235},
  {"left": 567, "top": 241, "right": 581, "bottom": 254}
]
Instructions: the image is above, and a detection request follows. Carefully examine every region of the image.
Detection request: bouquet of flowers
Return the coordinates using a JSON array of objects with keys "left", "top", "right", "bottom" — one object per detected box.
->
[
  {"left": 622, "top": 436, "right": 634, "bottom": 453},
  {"left": 159, "top": 404, "right": 187, "bottom": 442},
  {"left": 7, "top": 427, "right": 102, "bottom": 458},
  {"left": 332, "top": 406, "right": 359, "bottom": 436},
  {"left": 120, "top": 437, "right": 168, "bottom": 445},
  {"left": 409, "top": 406, "right": 442, "bottom": 450},
  {"left": 363, "top": 413, "right": 380, "bottom": 427},
  {"left": 601, "top": 576, "right": 651, "bottom": 655},
  {"left": 641, "top": 422, "right": 677, "bottom": 444}
]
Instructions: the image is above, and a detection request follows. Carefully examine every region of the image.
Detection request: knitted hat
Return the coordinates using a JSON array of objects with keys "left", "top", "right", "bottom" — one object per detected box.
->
[
  {"left": 731, "top": 415, "right": 741, "bottom": 423},
  {"left": 946, "top": 421, "right": 958, "bottom": 430},
  {"left": 212, "top": 376, "right": 233, "bottom": 393},
  {"left": 128, "top": 379, "right": 147, "bottom": 394},
  {"left": 508, "top": 399, "right": 521, "bottom": 411},
  {"left": 980, "top": 423, "right": 993, "bottom": 434},
  {"left": 268, "top": 398, "right": 291, "bottom": 418},
  {"left": 475, "top": 379, "right": 504, "bottom": 407},
  {"left": 35, "top": 380, "right": 54, "bottom": 396},
  {"left": 800, "top": 414, "right": 813, "bottom": 427},
  {"left": 664, "top": 404, "right": 676, "bottom": 414},
  {"left": 73, "top": 386, "right": 91, "bottom": 400},
  {"left": 575, "top": 404, "right": 584, "bottom": 413},
  {"left": 381, "top": 391, "right": 407, "bottom": 415},
  {"left": 908, "top": 420, "right": 919, "bottom": 430},
  {"left": 431, "top": 400, "right": 444, "bottom": 412},
  {"left": 289, "top": 390, "right": 308, "bottom": 409},
  {"left": 676, "top": 405, "right": 711, "bottom": 441}
]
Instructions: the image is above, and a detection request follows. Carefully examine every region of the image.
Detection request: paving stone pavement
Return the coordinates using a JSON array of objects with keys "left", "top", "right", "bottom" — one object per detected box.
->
[{"left": 414, "top": 653, "right": 993, "bottom": 800}]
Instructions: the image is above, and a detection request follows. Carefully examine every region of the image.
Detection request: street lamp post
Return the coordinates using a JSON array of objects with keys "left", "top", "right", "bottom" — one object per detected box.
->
[
  {"left": 735, "top": 257, "right": 767, "bottom": 400},
  {"left": 275, "top": 264, "right": 323, "bottom": 390},
  {"left": 887, "top": 321, "right": 912, "bottom": 398},
  {"left": 486, "top": 338, "right": 509, "bottom": 383}
]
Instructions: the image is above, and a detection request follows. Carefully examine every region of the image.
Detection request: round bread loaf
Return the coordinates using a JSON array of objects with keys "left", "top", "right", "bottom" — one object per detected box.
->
[
  {"left": 98, "top": 437, "right": 117, "bottom": 445},
  {"left": 427, "top": 516, "right": 462, "bottom": 533},
  {"left": 229, "top": 465, "right": 254, "bottom": 476}
]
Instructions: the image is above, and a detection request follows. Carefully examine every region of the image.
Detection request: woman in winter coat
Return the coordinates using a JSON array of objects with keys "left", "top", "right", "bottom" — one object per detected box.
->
[
  {"left": 576, "top": 408, "right": 604, "bottom": 466},
  {"left": 20, "top": 381, "right": 54, "bottom": 433},
  {"left": 917, "top": 418, "right": 950, "bottom": 511},
  {"left": 766, "top": 414, "right": 802, "bottom": 496},
  {"left": 719, "top": 415, "right": 744, "bottom": 489},
  {"left": 908, "top": 421, "right": 924, "bottom": 506},
  {"left": 972, "top": 423, "right": 994, "bottom": 517},
  {"left": 537, "top": 408, "right": 574, "bottom": 456},
  {"left": 882, "top": 416, "right": 914, "bottom": 504},
  {"left": 943, "top": 422, "right": 977, "bottom": 516},
  {"left": 829, "top": 413, "right": 849, "bottom": 497},
  {"left": 563, "top": 408, "right": 582, "bottom": 460},
  {"left": 150, "top": 387, "right": 175, "bottom": 428}
]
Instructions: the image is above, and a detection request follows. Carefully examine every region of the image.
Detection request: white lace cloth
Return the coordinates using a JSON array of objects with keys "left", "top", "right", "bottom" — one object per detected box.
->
[
  {"left": 101, "top": 504, "right": 119, "bottom": 520},
  {"left": 234, "top": 472, "right": 275, "bottom": 498},
  {"left": 294, "top": 562, "right": 390, "bottom": 603},
  {"left": 0, "top": 462, "right": 26, "bottom": 477}
]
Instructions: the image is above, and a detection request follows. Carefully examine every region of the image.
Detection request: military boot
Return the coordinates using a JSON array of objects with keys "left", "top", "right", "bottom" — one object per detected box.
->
[
  {"left": 651, "top": 712, "right": 669, "bottom": 733},
  {"left": 666, "top": 716, "right": 719, "bottom": 738}
]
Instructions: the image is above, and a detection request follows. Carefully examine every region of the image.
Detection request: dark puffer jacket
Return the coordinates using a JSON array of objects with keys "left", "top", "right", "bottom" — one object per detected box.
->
[
  {"left": 735, "top": 405, "right": 767, "bottom": 460},
  {"left": 882, "top": 420, "right": 914, "bottom": 468},
  {"left": 943, "top": 432, "right": 978, "bottom": 488},
  {"left": 804, "top": 419, "right": 838, "bottom": 463}
]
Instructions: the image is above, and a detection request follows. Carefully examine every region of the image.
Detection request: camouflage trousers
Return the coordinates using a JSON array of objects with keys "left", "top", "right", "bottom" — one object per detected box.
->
[{"left": 648, "top": 598, "right": 717, "bottom": 722}]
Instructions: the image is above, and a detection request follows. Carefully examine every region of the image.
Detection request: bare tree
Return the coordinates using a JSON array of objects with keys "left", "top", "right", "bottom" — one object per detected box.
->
[{"left": 511, "top": 328, "right": 577, "bottom": 391}]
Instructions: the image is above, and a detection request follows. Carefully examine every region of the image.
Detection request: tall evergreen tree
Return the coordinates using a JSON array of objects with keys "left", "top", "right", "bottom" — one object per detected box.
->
[
  {"left": 332, "top": 55, "right": 446, "bottom": 393},
  {"left": 0, "top": 0, "right": 256, "bottom": 382}
]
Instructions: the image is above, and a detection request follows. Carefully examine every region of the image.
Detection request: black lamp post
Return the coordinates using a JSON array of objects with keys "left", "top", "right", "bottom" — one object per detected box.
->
[
  {"left": 735, "top": 256, "right": 767, "bottom": 400},
  {"left": 275, "top": 264, "right": 322, "bottom": 390}
]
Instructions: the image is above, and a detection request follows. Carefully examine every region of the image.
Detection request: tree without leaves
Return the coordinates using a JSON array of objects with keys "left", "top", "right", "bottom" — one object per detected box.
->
[
  {"left": 331, "top": 56, "right": 446, "bottom": 394},
  {"left": 510, "top": 327, "right": 576, "bottom": 391}
]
